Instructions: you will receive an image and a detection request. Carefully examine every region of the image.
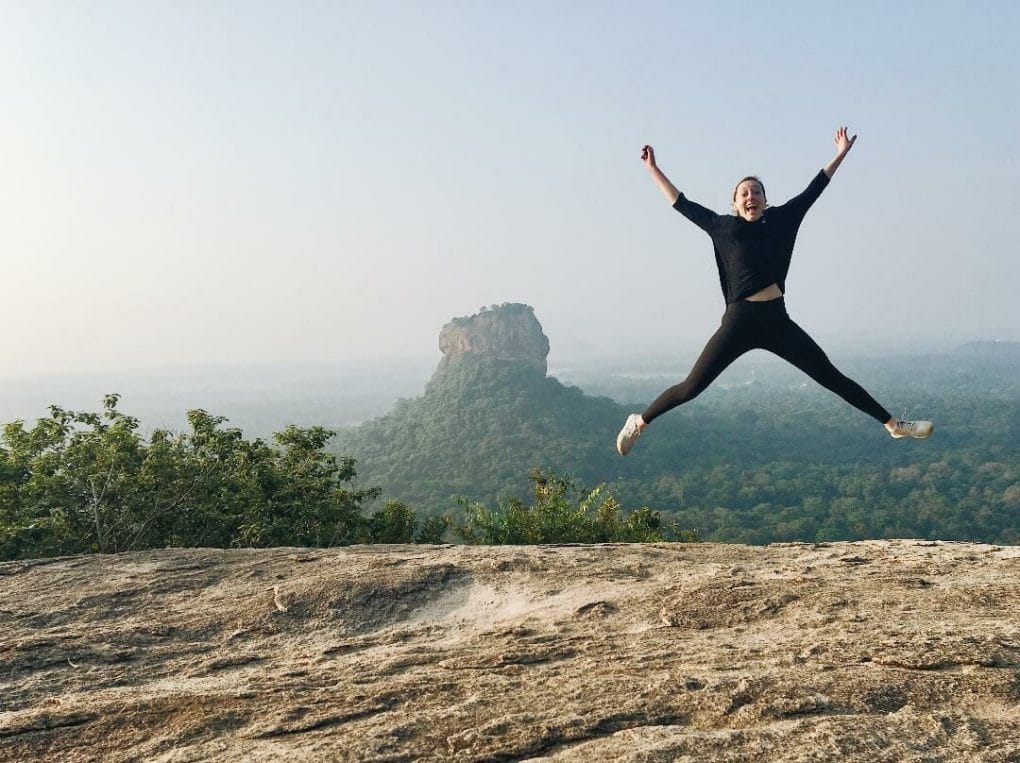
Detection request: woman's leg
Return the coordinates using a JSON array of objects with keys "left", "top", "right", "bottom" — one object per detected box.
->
[
  {"left": 641, "top": 316, "right": 754, "bottom": 424},
  {"left": 617, "top": 308, "right": 755, "bottom": 455},
  {"left": 764, "top": 316, "right": 892, "bottom": 423}
]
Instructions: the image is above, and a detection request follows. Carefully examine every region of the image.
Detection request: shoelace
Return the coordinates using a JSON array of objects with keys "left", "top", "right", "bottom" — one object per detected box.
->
[{"left": 897, "top": 420, "right": 917, "bottom": 432}]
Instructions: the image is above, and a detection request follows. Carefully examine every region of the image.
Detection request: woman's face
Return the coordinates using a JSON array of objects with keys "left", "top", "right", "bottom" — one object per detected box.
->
[{"left": 733, "top": 179, "right": 766, "bottom": 222}]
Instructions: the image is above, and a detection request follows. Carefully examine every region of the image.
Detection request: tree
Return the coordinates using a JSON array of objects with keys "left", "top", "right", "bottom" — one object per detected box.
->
[{"left": 0, "top": 396, "right": 384, "bottom": 559}]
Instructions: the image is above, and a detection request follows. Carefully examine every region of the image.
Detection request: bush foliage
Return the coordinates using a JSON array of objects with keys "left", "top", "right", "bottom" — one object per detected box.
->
[
  {"left": 0, "top": 397, "right": 688, "bottom": 560},
  {"left": 0, "top": 395, "right": 441, "bottom": 560},
  {"left": 455, "top": 469, "right": 697, "bottom": 545}
]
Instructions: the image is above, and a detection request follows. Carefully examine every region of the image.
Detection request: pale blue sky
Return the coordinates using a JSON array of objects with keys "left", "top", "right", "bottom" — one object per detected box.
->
[{"left": 2, "top": 1, "right": 1017, "bottom": 375}]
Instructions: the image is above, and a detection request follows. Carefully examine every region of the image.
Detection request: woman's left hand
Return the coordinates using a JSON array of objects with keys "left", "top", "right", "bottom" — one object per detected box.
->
[{"left": 834, "top": 126, "right": 857, "bottom": 154}]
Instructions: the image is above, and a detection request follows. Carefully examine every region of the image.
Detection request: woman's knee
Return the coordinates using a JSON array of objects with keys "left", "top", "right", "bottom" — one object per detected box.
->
[{"left": 670, "top": 378, "right": 707, "bottom": 404}]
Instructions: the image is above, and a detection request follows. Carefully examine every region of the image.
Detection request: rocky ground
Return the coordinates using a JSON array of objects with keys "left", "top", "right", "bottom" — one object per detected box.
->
[{"left": 3, "top": 540, "right": 1020, "bottom": 762}]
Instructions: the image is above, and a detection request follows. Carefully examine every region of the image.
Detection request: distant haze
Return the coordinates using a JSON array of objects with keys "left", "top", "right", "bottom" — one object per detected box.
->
[{"left": 2, "top": 2, "right": 1018, "bottom": 376}]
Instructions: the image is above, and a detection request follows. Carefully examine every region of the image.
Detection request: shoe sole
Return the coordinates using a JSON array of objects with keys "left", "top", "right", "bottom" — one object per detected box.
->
[
  {"left": 616, "top": 415, "right": 643, "bottom": 456},
  {"left": 616, "top": 427, "right": 638, "bottom": 456}
]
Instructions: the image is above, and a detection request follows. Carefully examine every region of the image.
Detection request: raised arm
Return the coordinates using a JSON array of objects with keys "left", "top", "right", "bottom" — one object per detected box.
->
[
  {"left": 641, "top": 145, "right": 680, "bottom": 204},
  {"left": 823, "top": 126, "right": 857, "bottom": 178}
]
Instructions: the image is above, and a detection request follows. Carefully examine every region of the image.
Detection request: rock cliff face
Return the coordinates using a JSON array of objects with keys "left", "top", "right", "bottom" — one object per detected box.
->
[{"left": 435, "top": 303, "right": 550, "bottom": 377}]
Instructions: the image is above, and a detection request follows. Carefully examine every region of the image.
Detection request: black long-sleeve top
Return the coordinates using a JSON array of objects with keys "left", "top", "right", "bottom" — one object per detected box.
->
[{"left": 672, "top": 170, "right": 830, "bottom": 303}]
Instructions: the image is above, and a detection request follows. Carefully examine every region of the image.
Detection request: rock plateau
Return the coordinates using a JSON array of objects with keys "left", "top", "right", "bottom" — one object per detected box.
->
[{"left": 4, "top": 540, "right": 1020, "bottom": 761}]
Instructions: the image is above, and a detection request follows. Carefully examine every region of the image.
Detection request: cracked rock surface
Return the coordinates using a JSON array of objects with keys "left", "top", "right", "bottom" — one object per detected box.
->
[{"left": 3, "top": 540, "right": 1020, "bottom": 761}]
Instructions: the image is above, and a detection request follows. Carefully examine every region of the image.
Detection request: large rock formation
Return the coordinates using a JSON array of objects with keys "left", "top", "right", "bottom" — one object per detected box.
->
[
  {"left": 435, "top": 302, "right": 550, "bottom": 377},
  {"left": 4, "top": 541, "right": 1020, "bottom": 761}
]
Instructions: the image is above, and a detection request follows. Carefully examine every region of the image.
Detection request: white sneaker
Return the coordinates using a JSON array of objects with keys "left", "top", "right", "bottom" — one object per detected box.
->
[
  {"left": 887, "top": 419, "right": 934, "bottom": 439},
  {"left": 616, "top": 414, "right": 646, "bottom": 456}
]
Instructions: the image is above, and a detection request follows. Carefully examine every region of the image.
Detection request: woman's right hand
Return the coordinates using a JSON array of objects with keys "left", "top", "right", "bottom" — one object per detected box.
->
[{"left": 641, "top": 145, "right": 680, "bottom": 203}]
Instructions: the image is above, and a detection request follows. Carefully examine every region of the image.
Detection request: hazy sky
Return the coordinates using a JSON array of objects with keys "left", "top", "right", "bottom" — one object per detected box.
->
[{"left": 3, "top": 1, "right": 1018, "bottom": 376}]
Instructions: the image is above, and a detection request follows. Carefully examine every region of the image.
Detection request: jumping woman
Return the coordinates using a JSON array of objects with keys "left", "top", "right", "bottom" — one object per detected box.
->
[{"left": 616, "top": 127, "right": 933, "bottom": 456}]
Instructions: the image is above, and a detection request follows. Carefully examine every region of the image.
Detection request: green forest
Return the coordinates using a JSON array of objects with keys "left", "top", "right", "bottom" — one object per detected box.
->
[
  {"left": 2, "top": 343, "right": 1017, "bottom": 559},
  {"left": 335, "top": 344, "right": 1020, "bottom": 546}
]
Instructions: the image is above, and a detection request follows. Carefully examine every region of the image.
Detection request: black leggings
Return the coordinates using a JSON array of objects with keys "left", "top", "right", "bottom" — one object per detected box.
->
[{"left": 642, "top": 298, "right": 892, "bottom": 425}]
